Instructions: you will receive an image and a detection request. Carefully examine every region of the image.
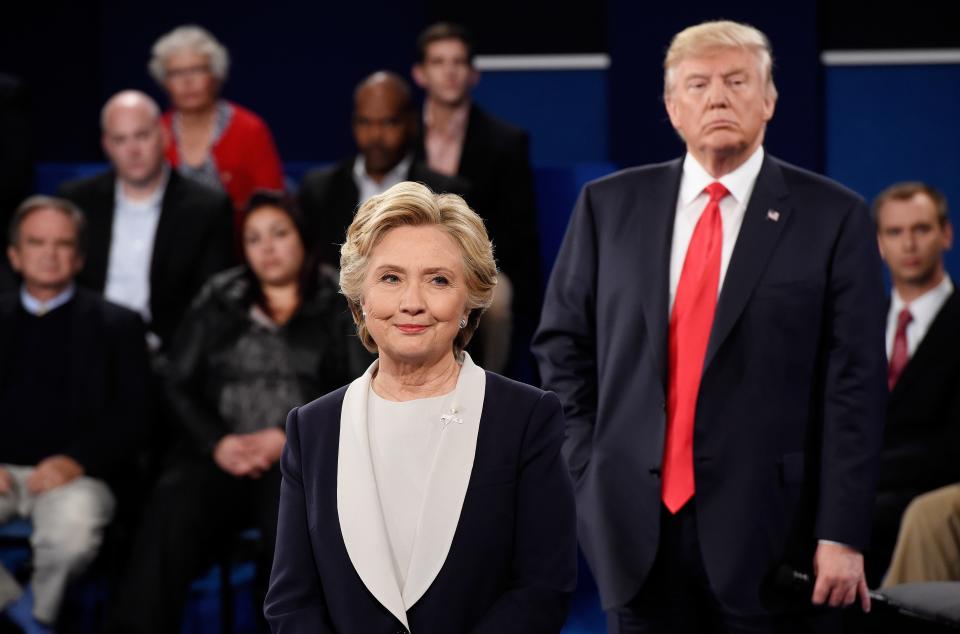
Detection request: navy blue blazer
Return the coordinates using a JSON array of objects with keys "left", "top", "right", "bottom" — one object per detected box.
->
[
  {"left": 264, "top": 369, "right": 577, "bottom": 633},
  {"left": 533, "top": 153, "right": 888, "bottom": 613}
]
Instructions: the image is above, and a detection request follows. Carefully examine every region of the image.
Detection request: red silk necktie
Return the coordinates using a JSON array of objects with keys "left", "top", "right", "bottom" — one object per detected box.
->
[
  {"left": 662, "top": 182, "right": 728, "bottom": 514},
  {"left": 887, "top": 307, "right": 913, "bottom": 391}
]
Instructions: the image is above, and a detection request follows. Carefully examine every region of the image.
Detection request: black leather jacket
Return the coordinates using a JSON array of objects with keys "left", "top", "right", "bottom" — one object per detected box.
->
[{"left": 165, "top": 266, "right": 367, "bottom": 455}]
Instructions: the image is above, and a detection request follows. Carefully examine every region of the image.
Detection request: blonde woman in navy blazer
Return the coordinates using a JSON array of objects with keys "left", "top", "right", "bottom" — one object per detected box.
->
[{"left": 265, "top": 181, "right": 577, "bottom": 633}]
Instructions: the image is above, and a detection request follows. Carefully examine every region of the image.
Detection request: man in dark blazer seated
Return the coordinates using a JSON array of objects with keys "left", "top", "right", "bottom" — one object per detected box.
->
[
  {"left": 533, "top": 20, "right": 887, "bottom": 632},
  {"left": 0, "top": 196, "right": 150, "bottom": 632},
  {"left": 58, "top": 90, "right": 234, "bottom": 350},
  {"left": 299, "top": 71, "right": 467, "bottom": 269},
  {"left": 412, "top": 22, "right": 541, "bottom": 374},
  {"left": 868, "top": 181, "right": 960, "bottom": 586}
]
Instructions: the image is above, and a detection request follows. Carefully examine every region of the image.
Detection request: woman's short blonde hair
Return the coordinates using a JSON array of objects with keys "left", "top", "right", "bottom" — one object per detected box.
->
[
  {"left": 663, "top": 20, "right": 777, "bottom": 100},
  {"left": 148, "top": 25, "right": 230, "bottom": 84},
  {"left": 339, "top": 181, "right": 498, "bottom": 358}
]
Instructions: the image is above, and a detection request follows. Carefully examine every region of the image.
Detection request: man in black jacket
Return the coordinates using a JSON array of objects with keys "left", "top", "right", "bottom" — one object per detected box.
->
[
  {"left": 58, "top": 90, "right": 234, "bottom": 350},
  {"left": 299, "top": 71, "right": 467, "bottom": 270},
  {"left": 869, "top": 181, "right": 960, "bottom": 585},
  {"left": 0, "top": 196, "right": 150, "bottom": 631},
  {"left": 413, "top": 23, "right": 541, "bottom": 374}
]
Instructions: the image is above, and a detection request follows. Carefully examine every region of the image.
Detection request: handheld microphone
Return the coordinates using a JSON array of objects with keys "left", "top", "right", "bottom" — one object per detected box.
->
[{"left": 772, "top": 565, "right": 888, "bottom": 607}]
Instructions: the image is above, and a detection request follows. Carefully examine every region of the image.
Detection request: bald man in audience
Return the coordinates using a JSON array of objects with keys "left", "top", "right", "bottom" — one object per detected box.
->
[
  {"left": 59, "top": 90, "right": 234, "bottom": 351},
  {"left": 299, "top": 71, "right": 468, "bottom": 270}
]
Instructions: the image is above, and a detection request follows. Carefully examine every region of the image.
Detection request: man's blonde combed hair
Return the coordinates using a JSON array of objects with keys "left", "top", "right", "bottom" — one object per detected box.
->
[
  {"left": 663, "top": 20, "right": 777, "bottom": 100},
  {"left": 339, "top": 181, "right": 498, "bottom": 358}
]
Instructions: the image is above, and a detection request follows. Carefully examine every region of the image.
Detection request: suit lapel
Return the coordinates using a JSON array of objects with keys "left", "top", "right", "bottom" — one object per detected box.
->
[
  {"left": 890, "top": 290, "right": 960, "bottom": 406},
  {"left": 704, "top": 156, "right": 791, "bottom": 370},
  {"left": 640, "top": 160, "right": 684, "bottom": 387},
  {"left": 336, "top": 354, "right": 486, "bottom": 624},
  {"left": 337, "top": 362, "right": 409, "bottom": 630},
  {"left": 150, "top": 172, "right": 181, "bottom": 293},
  {"left": 456, "top": 104, "right": 482, "bottom": 179},
  {"left": 403, "top": 353, "right": 485, "bottom": 607}
]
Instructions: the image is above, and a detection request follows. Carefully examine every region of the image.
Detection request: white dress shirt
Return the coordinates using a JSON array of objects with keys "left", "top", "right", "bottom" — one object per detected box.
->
[
  {"left": 886, "top": 275, "right": 953, "bottom": 360},
  {"left": 367, "top": 389, "right": 449, "bottom": 587},
  {"left": 669, "top": 147, "right": 765, "bottom": 311},
  {"left": 353, "top": 154, "right": 414, "bottom": 207},
  {"left": 104, "top": 174, "right": 166, "bottom": 320}
]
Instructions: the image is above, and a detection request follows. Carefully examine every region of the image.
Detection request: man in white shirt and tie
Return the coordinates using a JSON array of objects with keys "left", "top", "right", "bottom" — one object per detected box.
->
[{"left": 869, "top": 181, "right": 960, "bottom": 586}]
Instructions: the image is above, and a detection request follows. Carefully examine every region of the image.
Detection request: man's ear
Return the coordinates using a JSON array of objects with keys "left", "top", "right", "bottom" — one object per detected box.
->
[
  {"left": 412, "top": 64, "right": 428, "bottom": 90},
  {"left": 7, "top": 245, "right": 21, "bottom": 274}
]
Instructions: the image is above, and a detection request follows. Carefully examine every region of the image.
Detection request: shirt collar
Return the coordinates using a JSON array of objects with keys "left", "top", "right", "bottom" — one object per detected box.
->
[
  {"left": 353, "top": 153, "right": 414, "bottom": 188},
  {"left": 891, "top": 274, "right": 954, "bottom": 316},
  {"left": 115, "top": 165, "right": 169, "bottom": 208},
  {"left": 679, "top": 146, "right": 765, "bottom": 206},
  {"left": 20, "top": 283, "right": 76, "bottom": 316}
]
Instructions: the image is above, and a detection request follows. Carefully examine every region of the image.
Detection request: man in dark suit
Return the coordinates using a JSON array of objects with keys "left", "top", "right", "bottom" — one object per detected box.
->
[
  {"left": 533, "top": 20, "right": 887, "bottom": 632},
  {"left": 413, "top": 22, "right": 541, "bottom": 374},
  {"left": 299, "top": 71, "right": 467, "bottom": 269},
  {"left": 868, "top": 181, "right": 960, "bottom": 586},
  {"left": 0, "top": 196, "right": 149, "bottom": 632},
  {"left": 58, "top": 90, "right": 234, "bottom": 350}
]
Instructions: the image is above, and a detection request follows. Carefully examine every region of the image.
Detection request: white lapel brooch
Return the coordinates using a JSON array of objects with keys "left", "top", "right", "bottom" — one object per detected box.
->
[{"left": 439, "top": 405, "right": 463, "bottom": 429}]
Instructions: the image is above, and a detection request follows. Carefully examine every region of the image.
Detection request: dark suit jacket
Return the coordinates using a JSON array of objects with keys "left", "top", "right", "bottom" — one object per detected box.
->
[
  {"left": 869, "top": 290, "right": 960, "bottom": 583},
  {"left": 299, "top": 156, "right": 469, "bottom": 268},
  {"left": 264, "top": 371, "right": 577, "bottom": 633},
  {"left": 0, "top": 288, "right": 151, "bottom": 480},
  {"left": 58, "top": 169, "right": 234, "bottom": 347},
  {"left": 533, "top": 154, "right": 887, "bottom": 613},
  {"left": 416, "top": 105, "right": 542, "bottom": 323}
]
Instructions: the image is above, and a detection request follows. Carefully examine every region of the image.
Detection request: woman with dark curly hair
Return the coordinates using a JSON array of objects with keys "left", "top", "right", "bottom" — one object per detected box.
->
[{"left": 107, "top": 191, "right": 365, "bottom": 634}]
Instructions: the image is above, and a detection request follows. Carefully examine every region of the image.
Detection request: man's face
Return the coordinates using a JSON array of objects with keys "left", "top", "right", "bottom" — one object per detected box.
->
[
  {"left": 102, "top": 103, "right": 167, "bottom": 188},
  {"left": 413, "top": 38, "right": 477, "bottom": 106},
  {"left": 665, "top": 47, "right": 776, "bottom": 168},
  {"left": 7, "top": 208, "right": 84, "bottom": 293},
  {"left": 353, "top": 84, "right": 415, "bottom": 177},
  {"left": 877, "top": 193, "right": 952, "bottom": 289}
]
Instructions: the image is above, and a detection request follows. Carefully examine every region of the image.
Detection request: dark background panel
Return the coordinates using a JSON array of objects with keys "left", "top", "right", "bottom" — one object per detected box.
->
[{"left": 820, "top": 1, "right": 960, "bottom": 50}]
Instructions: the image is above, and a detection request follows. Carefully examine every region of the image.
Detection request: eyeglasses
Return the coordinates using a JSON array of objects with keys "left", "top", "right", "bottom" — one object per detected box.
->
[{"left": 165, "top": 64, "right": 212, "bottom": 80}]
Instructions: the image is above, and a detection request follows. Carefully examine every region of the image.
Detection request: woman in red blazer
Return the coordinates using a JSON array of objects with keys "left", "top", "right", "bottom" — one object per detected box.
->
[{"left": 149, "top": 25, "right": 285, "bottom": 232}]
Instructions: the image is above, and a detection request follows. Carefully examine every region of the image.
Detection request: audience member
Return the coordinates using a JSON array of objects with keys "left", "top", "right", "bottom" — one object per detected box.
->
[
  {"left": 299, "top": 71, "right": 467, "bottom": 270},
  {"left": 58, "top": 90, "right": 234, "bottom": 351},
  {"left": 868, "top": 181, "right": 960, "bottom": 586},
  {"left": 413, "top": 22, "right": 541, "bottom": 373},
  {"left": 534, "top": 19, "right": 886, "bottom": 631},
  {"left": 105, "top": 191, "right": 363, "bottom": 634},
  {"left": 0, "top": 196, "right": 150, "bottom": 633},
  {"left": 150, "top": 25, "right": 285, "bottom": 227},
  {"left": 883, "top": 483, "right": 960, "bottom": 586}
]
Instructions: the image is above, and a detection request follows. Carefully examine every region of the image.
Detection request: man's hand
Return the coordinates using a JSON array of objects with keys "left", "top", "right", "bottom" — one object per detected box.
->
[
  {"left": 26, "top": 455, "right": 85, "bottom": 494},
  {"left": 812, "top": 541, "right": 870, "bottom": 612},
  {"left": 0, "top": 466, "right": 12, "bottom": 495}
]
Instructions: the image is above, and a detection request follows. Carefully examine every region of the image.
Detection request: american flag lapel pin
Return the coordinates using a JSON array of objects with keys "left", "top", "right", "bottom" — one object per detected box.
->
[{"left": 766, "top": 209, "right": 780, "bottom": 222}]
